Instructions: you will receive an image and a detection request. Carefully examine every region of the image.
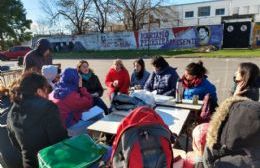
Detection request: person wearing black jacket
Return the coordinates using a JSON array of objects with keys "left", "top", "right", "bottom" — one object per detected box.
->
[
  {"left": 77, "top": 60, "right": 109, "bottom": 114},
  {"left": 203, "top": 96, "right": 260, "bottom": 168},
  {"left": 7, "top": 72, "right": 67, "bottom": 168},
  {"left": 23, "top": 38, "right": 53, "bottom": 73}
]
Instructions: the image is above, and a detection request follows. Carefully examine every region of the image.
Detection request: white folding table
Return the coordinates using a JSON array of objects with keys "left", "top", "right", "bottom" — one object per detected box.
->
[{"left": 88, "top": 107, "right": 190, "bottom": 136}]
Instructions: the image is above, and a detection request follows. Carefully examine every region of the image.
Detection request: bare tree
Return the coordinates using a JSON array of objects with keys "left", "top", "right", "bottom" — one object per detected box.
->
[
  {"left": 40, "top": 0, "right": 91, "bottom": 34},
  {"left": 91, "top": 0, "right": 113, "bottom": 33},
  {"left": 113, "top": 0, "right": 163, "bottom": 31}
]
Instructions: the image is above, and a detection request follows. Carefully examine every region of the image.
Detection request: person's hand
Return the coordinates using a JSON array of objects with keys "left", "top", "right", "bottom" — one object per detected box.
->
[
  {"left": 79, "top": 76, "right": 83, "bottom": 88},
  {"left": 113, "top": 80, "right": 119, "bottom": 87},
  {"left": 134, "top": 85, "right": 141, "bottom": 90},
  {"left": 234, "top": 81, "right": 247, "bottom": 96}
]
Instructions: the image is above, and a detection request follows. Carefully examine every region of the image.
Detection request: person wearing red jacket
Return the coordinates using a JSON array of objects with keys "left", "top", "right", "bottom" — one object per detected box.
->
[
  {"left": 105, "top": 59, "right": 130, "bottom": 100},
  {"left": 49, "top": 68, "right": 93, "bottom": 128}
]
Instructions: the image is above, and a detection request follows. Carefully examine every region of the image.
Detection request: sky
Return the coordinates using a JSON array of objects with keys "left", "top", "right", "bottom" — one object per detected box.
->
[{"left": 21, "top": 0, "right": 211, "bottom": 33}]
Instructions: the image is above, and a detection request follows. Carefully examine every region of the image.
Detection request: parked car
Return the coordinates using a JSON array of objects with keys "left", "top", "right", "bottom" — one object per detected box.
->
[{"left": 0, "top": 46, "right": 31, "bottom": 61}]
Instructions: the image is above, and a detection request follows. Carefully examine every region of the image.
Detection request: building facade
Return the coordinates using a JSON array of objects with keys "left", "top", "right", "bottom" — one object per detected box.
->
[{"left": 147, "top": 0, "right": 260, "bottom": 29}]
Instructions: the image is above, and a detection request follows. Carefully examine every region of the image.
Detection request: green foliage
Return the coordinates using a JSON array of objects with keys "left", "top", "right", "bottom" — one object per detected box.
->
[{"left": 0, "top": 0, "right": 32, "bottom": 50}]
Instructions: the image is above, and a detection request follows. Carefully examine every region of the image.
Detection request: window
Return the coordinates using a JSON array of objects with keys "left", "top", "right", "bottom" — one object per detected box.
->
[
  {"left": 185, "top": 11, "right": 194, "bottom": 18},
  {"left": 198, "top": 6, "right": 211, "bottom": 17},
  {"left": 216, "top": 8, "right": 225, "bottom": 15}
]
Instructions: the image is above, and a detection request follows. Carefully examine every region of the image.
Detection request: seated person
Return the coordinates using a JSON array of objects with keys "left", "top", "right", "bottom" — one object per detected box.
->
[
  {"left": 105, "top": 59, "right": 130, "bottom": 100},
  {"left": 77, "top": 60, "right": 108, "bottom": 114},
  {"left": 77, "top": 60, "right": 104, "bottom": 97},
  {"left": 6, "top": 73, "right": 67, "bottom": 168},
  {"left": 41, "top": 65, "right": 58, "bottom": 90},
  {"left": 130, "top": 58, "right": 150, "bottom": 90},
  {"left": 232, "top": 62, "right": 260, "bottom": 101},
  {"left": 185, "top": 123, "right": 209, "bottom": 168},
  {"left": 49, "top": 68, "right": 93, "bottom": 128},
  {"left": 144, "top": 56, "right": 179, "bottom": 96},
  {"left": 203, "top": 97, "right": 260, "bottom": 168},
  {"left": 182, "top": 61, "right": 217, "bottom": 103}
]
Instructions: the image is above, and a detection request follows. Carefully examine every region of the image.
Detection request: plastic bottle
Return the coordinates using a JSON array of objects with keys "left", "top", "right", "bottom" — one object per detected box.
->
[{"left": 176, "top": 79, "right": 183, "bottom": 103}]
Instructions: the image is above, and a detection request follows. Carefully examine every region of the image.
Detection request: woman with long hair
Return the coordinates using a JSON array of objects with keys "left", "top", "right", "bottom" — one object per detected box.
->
[
  {"left": 77, "top": 60, "right": 108, "bottom": 114},
  {"left": 77, "top": 60, "right": 104, "bottom": 97},
  {"left": 232, "top": 62, "right": 260, "bottom": 101},
  {"left": 6, "top": 73, "right": 67, "bottom": 168},
  {"left": 105, "top": 59, "right": 130, "bottom": 99},
  {"left": 130, "top": 58, "right": 150, "bottom": 90}
]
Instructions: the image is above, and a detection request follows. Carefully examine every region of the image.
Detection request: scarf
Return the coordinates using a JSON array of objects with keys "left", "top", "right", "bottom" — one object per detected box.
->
[
  {"left": 81, "top": 72, "right": 92, "bottom": 81},
  {"left": 182, "top": 75, "right": 204, "bottom": 88}
]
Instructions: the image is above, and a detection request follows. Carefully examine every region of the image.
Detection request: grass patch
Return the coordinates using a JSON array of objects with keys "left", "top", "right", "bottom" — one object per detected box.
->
[{"left": 53, "top": 49, "right": 260, "bottom": 59}]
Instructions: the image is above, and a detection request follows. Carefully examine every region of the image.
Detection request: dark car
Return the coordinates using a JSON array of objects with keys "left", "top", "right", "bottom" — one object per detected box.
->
[{"left": 0, "top": 46, "right": 31, "bottom": 61}]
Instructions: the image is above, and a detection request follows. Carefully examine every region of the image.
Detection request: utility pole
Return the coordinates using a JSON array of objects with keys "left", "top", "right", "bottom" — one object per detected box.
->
[{"left": 147, "top": 0, "right": 151, "bottom": 57}]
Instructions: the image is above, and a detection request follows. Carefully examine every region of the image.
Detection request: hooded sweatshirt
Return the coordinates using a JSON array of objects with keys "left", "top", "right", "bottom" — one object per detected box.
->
[
  {"left": 24, "top": 38, "right": 53, "bottom": 73},
  {"left": 49, "top": 68, "right": 93, "bottom": 127}
]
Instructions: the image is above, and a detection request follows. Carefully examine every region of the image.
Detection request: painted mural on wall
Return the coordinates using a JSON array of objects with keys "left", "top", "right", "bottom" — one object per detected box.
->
[
  {"left": 160, "top": 25, "right": 223, "bottom": 49},
  {"left": 32, "top": 24, "right": 223, "bottom": 51},
  {"left": 252, "top": 23, "right": 260, "bottom": 49},
  {"left": 100, "top": 32, "right": 136, "bottom": 50},
  {"left": 137, "top": 29, "right": 175, "bottom": 49}
]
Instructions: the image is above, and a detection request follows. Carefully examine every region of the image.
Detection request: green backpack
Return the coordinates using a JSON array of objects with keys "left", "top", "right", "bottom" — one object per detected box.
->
[{"left": 38, "top": 134, "right": 106, "bottom": 168}]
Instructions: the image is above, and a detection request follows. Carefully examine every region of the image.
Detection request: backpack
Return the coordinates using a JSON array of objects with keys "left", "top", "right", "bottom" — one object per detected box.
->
[
  {"left": 110, "top": 94, "right": 146, "bottom": 111},
  {"left": 111, "top": 106, "right": 174, "bottom": 168}
]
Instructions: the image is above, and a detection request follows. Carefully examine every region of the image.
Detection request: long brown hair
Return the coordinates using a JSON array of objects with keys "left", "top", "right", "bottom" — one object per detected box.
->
[
  {"left": 238, "top": 62, "right": 260, "bottom": 88},
  {"left": 10, "top": 72, "right": 49, "bottom": 103}
]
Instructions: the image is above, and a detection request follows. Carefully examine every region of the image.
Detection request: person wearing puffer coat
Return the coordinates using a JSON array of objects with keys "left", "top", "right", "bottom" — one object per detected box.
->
[
  {"left": 49, "top": 68, "right": 93, "bottom": 128},
  {"left": 203, "top": 96, "right": 260, "bottom": 168}
]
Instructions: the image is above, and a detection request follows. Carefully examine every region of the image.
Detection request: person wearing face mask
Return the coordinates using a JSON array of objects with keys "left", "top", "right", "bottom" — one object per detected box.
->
[
  {"left": 6, "top": 73, "right": 67, "bottom": 168},
  {"left": 105, "top": 59, "right": 130, "bottom": 100},
  {"left": 231, "top": 62, "right": 260, "bottom": 101},
  {"left": 24, "top": 38, "right": 53, "bottom": 73},
  {"left": 144, "top": 56, "right": 179, "bottom": 96},
  {"left": 130, "top": 58, "right": 150, "bottom": 90}
]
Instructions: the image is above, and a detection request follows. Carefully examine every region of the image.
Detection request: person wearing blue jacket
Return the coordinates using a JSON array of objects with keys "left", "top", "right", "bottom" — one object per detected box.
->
[
  {"left": 182, "top": 61, "right": 217, "bottom": 103},
  {"left": 130, "top": 58, "right": 150, "bottom": 90},
  {"left": 144, "top": 56, "right": 179, "bottom": 96}
]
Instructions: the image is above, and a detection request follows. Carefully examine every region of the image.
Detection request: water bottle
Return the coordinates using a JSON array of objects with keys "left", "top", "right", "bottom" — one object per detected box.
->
[{"left": 176, "top": 79, "right": 183, "bottom": 103}]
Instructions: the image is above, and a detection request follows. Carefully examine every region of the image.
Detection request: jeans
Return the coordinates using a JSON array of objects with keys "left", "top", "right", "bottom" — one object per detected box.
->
[{"left": 93, "top": 97, "right": 109, "bottom": 115}]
